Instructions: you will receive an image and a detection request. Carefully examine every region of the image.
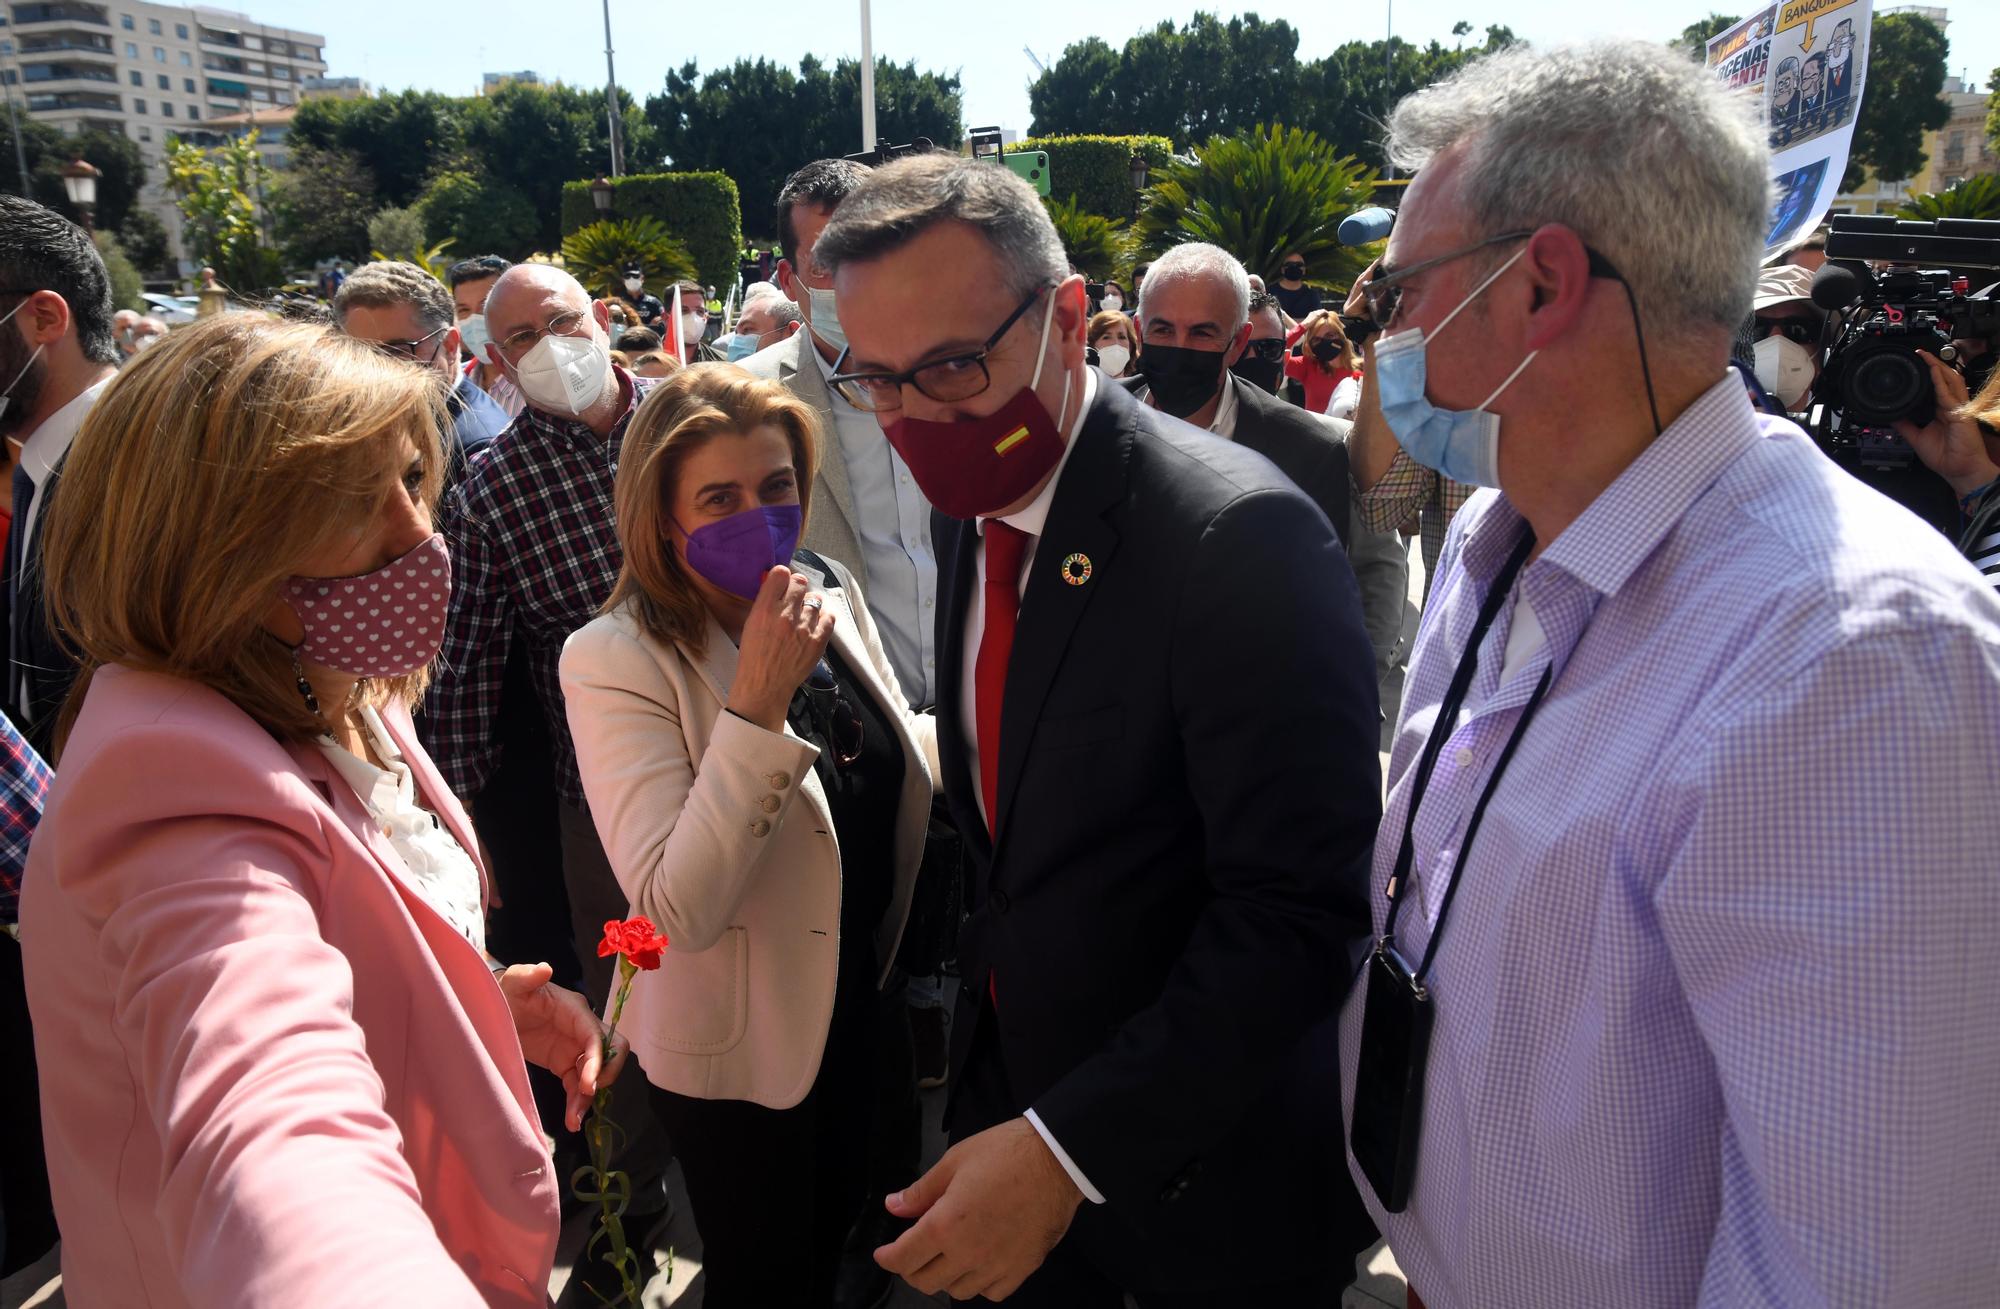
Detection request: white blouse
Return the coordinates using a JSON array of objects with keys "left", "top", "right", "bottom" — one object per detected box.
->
[{"left": 316, "top": 705, "right": 485, "bottom": 954}]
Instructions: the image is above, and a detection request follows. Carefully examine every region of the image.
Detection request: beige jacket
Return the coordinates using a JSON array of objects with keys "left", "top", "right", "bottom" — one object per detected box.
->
[{"left": 559, "top": 557, "right": 937, "bottom": 1109}]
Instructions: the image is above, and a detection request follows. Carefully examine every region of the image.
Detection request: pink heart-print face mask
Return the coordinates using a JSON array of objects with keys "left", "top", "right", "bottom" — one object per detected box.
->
[{"left": 281, "top": 533, "right": 452, "bottom": 679}]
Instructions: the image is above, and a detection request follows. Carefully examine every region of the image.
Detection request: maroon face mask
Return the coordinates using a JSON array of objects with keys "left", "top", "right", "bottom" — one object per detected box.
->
[{"left": 882, "top": 293, "right": 1073, "bottom": 520}]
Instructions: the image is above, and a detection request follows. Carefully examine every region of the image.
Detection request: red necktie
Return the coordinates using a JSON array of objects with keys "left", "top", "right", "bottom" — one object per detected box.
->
[{"left": 975, "top": 520, "right": 1030, "bottom": 837}]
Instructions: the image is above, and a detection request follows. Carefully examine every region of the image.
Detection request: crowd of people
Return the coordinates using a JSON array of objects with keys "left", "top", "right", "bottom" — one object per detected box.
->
[{"left": 2, "top": 33, "right": 1999, "bottom": 1309}]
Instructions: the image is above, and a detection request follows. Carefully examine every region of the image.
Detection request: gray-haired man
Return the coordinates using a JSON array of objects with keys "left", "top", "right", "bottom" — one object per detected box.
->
[{"left": 1343, "top": 39, "right": 2000, "bottom": 1305}]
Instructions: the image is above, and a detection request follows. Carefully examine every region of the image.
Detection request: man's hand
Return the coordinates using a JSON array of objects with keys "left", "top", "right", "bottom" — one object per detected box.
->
[
  {"left": 874, "top": 1116, "right": 1084, "bottom": 1302},
  {"left": 496, "top": 962, "right": 631, "bottom": 1131}
]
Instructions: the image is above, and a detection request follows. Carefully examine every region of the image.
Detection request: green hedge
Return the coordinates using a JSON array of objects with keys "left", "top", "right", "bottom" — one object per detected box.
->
[
  {"left": 1008, "top": 135, "right": 1175, "bottom": 221},
  {"left": 561, "top": 172, "right": 743, "bottom": 291}
]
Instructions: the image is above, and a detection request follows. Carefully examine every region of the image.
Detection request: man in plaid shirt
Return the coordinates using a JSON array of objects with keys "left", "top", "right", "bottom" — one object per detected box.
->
[
  {"left": 425, "top": 262, "right": 670, "bottom": 1231},
  {"left": 0, "top": 711, "right": 49, "bottom": 930}
]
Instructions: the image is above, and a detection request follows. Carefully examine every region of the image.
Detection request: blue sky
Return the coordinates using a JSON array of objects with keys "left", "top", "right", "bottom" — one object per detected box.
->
[{"left": 254, "top": 0, "right": 1995, "bottom": 143}]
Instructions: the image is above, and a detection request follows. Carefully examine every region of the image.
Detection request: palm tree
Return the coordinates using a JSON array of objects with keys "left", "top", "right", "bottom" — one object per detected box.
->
[
  {"left": 561, "top": 217, "right": 698, "bottom": 301},
  {"left": 1043, "top": 196, "right": 1131, "bottom": 281},
  {"left": 1132, "top": 124, "right": 1381, "bottom": 292},
  {"left": 1897, "top": 175, "right": 2000, "bottom": 221}
]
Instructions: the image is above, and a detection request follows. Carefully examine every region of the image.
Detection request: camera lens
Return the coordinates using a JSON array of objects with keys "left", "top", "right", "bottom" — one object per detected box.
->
[{"left": 1847, "top": 347, "right": 1926, "bottom": 420}]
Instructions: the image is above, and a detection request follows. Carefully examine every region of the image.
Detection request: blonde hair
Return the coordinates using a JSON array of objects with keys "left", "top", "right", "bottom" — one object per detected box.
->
[
  {"left": 43, "top": 313, "right": 450, "bottom": 754},
  {"left": 1299, "top": 309, "right": 1357, "bottom": 375},
  {"left": 605, "top": 363, "right": 821, "bottom": 654},
  {"left": 1963, "top": 365, "right": 2000, "bottom": 433},
  {"left": 631, "top": 350, "right": 681, "bottom": 377}
]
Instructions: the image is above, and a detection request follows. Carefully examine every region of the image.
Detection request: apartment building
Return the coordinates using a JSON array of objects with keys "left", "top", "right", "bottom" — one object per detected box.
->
[{"left": 0, "top": 2, "right": 327, "bottom": 263}]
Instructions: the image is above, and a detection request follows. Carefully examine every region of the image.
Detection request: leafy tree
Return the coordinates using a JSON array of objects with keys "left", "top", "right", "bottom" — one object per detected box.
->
[
  {"left": 1133, "top": 124, "right": 1380, "bottom": 290},
  {"left": 561, "top": 217, "right": 697, "bottom": 298},
  {"left": 415, "top": 169, "right": 540, "bottom": 261},
  {"left": 366, "top": 206, "right": 429, "bottom": 262},
  {"left": 1989, "top": 66, "right": 2000, "bottom": 155},
  {"left": 0, "top": 118, "right": 149, "bottom": 234},
  {"left": 1026, "top": 15, "right": 1515, "bottom": 165},
  {"left": 93, "top": 232, "right": 145, "bottom": 311},
  {"left": 1042, "top": 197, "right": 1129, "bottom": 280},
  {"left": 1674, "top": 14, "right": 1742, "bottom": 62},
  {"left": 644, "top": 56, "right": 962, "bottom": 238},
  {"left": 1030, "top": 15, "right": 1307, "bottom": 143},
  {"left": 117, "top": 208, "right": 173, "bottom": 279},
  {"left": 462, "top": 82, "right": 657, "bottom": 253},
  {"left": 165, "top": 132, "right": 281, "bottom": 294},
  {"left": 269, "top": 145, "right": 378, "bottom": 264},
  {"left": 288, "top": 89, "right": 466, "bottom": 208},
  {"left": 1843, "top": 11, "right": 1951, "bottom": 193},
  {"left": 1294, "top": 29, "right": 1516, "bottom": 169},
  {"left": 1898, "top": 174, "right": 2000, "bottom": 220}
]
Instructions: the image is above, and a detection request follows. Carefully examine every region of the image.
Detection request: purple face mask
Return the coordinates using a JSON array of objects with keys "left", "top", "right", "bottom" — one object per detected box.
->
[
  {"left": 678, "top": 504, "right": 803, "bottom": 600},
  {"left": 281, "top": 533, "right": 452, "bottom": 677}
]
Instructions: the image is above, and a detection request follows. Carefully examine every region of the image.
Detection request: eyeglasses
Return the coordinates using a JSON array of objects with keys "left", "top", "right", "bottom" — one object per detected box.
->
[
  {"left": 1360, "top": 230, "right": 1535, "bottom": 329},
  {"left": 358, "top": 322, "right": 450, "bottom": 363},
  {"left": 1244, "top": 338, "right": 1287, "bottom": 363},
  {"left": 496, "top": 309, "right": 590, "bottom": 362},
  {"left": 1757, "top": 317, "right": 1821, "bottom": 346},
  {"left": 827, "top": 284, "right": 1052, "bottom": 413},
  {"left": 794, "top": 659, "right": 863, "bottom": 768}
]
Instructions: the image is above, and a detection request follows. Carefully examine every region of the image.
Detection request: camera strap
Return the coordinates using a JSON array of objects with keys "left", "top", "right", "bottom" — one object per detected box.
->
[{"left": 1381, "top": 528, "right": 1553, "bottom": 979}]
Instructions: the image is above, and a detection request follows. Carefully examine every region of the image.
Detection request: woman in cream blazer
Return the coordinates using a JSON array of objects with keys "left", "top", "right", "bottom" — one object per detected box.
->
[{"left": 561, "top": 364, "right": 937, "bottom": 1307}]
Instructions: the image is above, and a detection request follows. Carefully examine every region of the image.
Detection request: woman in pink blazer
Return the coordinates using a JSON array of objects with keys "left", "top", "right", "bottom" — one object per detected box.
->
[{"left": 19, "top": 315, "right": 624, "bottom": 1308}]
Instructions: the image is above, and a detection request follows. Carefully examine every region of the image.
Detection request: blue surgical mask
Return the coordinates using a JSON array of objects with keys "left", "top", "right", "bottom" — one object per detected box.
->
[
  {"left": 724, "top": 333, "right": 758, "bottom": 362},
  {"left": 1372, "top": 246, "right": 1538, "bottom": 489},
  {"left": 803, "top": 285, "right": 846, "bottom": 354}
]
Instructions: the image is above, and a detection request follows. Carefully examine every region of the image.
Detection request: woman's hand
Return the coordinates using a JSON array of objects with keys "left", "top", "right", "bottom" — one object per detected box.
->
[
  {"left": 726, "top": 566, "right": 835, "bottom": 731},
  {"left": 1895, "top": 351, "right": 1998, "bottom": 498},
  {"left": 497, "top": 962, "right": 630, "bottom": 1132}
]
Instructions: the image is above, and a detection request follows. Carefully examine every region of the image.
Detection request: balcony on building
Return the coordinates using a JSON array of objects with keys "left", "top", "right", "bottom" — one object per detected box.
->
[
  {"left": 8, "top": 3, "right": 112, "bottom": 28},
  {"left": 21, "top": 58, "right": 118, "bottom": 84},
  {"left": 16, "top": 28, "right": 115, "bottom": 55},
  {"left": 25, "top": 88, "right": 121, "bottom": 112}
]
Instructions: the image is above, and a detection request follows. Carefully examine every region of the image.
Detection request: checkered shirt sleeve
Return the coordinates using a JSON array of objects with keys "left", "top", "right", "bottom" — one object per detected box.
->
[{"left": 0, "top": 711, "right": 52, "bottom": 926}]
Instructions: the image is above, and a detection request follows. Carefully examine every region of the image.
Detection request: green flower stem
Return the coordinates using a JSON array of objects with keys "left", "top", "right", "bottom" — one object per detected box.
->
[{"left": 574, "top": 956, "right": 642, "bottom": 1306}]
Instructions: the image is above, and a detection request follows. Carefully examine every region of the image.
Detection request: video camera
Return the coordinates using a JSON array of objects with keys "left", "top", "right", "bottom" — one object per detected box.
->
[{"left": 1807, "top": 215, "right": 2000, "bottom": 477}]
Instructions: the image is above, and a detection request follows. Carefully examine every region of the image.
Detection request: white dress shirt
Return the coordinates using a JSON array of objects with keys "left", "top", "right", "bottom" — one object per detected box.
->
[
  {"left": 18, "top": 375, "right": 112, "bottom": 550},
  {"left": 809, "top": 341, "right": 941, "bottom": 705},
  {"left": 953, "top": 365, "right": 1106, "bottom": 1204},
  {"left": 316, "top": 705, "right": 486, "bottom": 954}
]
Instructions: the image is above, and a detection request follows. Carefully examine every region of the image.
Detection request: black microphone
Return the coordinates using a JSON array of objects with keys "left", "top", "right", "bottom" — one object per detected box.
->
[{"left": 1810, "top": 263, "right": 1865, "bottom": 311}]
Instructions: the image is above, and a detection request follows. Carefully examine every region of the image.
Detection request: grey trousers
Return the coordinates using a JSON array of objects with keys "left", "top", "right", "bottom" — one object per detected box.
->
[{"left": 557, "top": 800, "right": 673, "bottom": 1200}]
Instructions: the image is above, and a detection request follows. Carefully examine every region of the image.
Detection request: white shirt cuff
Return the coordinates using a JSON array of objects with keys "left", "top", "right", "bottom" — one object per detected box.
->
[{"left": 1024, "top": 1108, "right": 1105, "bottom": 1205}]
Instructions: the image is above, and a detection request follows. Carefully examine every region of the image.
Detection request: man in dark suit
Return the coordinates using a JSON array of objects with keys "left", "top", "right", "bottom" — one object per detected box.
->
[
  {"left": 817, "top": 154, "right": 1380, "bottom": 1305},
  {"left": 1824, "top": 20, "right": 1857, "bottom": 123},
  {"left": 1122, "top": 241, "right": 1352, "bottom": 545}
]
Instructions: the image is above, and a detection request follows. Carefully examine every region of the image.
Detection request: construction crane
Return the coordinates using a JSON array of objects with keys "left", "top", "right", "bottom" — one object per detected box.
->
[{"left": 1023, "top": 46, "right": 1049, "bottom": 75}]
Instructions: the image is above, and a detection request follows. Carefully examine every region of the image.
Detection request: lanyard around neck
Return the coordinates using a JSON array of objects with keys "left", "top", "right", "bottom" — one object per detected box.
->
[{"left": 1381, "top": 529, "right": 1553, "bottom": 987}]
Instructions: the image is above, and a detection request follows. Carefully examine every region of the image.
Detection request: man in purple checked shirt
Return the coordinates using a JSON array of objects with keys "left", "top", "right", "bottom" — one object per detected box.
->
[{"left": 1340, "top": 39, "right": 2000, "bottom": 1307}]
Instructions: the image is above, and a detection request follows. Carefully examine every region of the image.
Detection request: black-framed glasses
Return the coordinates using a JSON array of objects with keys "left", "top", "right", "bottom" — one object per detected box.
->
[
  {"left": 827, "top": 283, "right": 1053, "bottom": 413},
  {"left": 357, "top": 322, "right": 450, "bottom": 363},
  {"left": 1360, "top": 230, "right": 1535, "bottom": 329},
  {"left": 794, "top": 658, "right": 863, "bottom": 768},
  {"left": 496, "top": 308, "right": 590, "bottom": 362},
  {"left": 1244, "top": 338, "right": 1287, "bottom": 363},
  {"left": 1757, "top": 317, "right": 1820, "bottom": 346}
]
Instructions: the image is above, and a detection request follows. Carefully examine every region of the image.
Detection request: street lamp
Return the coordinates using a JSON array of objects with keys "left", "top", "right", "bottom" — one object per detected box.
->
[
  {"left": 589, "top": 173, "right": 615, "bottom": 216},
  {"left": 1128, "top": 151, "right": 1150, "bottom": 220},
  {"left": 59, "top": 157, "right": 102, "bottom": 234}
]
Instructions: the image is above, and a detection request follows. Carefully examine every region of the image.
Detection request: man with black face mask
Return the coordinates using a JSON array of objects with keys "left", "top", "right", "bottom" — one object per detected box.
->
[
  {"left": 1128, "top": 243, "right": 1351, "bottom": 546},
  {"left": 1273, "top": 249, "right": 1321, "bottom": 323}
]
